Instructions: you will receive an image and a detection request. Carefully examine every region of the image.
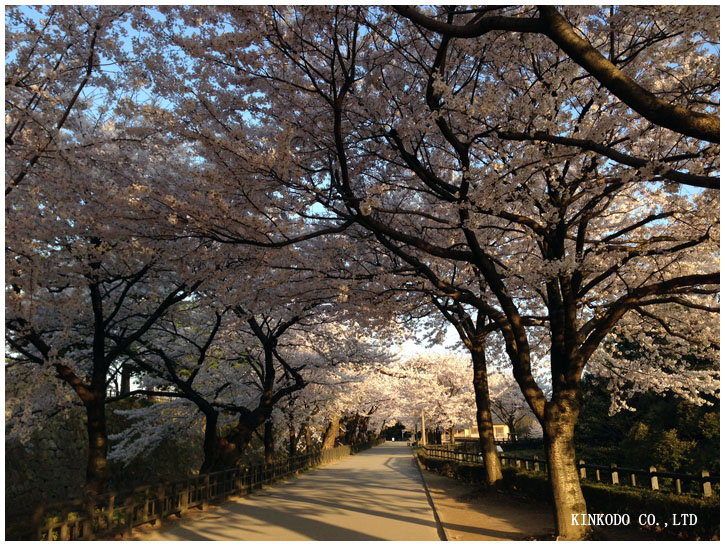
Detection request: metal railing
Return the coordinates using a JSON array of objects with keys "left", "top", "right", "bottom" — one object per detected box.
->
[
  {"left": 15, "top": 438, "right": 384, "bottom": 541},
  {"left": 420, "top": 445, "right": 718, "bottom": 498}
]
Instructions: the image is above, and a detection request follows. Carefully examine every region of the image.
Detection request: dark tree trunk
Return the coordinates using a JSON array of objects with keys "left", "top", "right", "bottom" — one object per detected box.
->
[
  {"left": 120, "top": 364, "right": 132, "bottom": 396},
  {"left": 544, "top": 390, "right": 591, "bottom": 540},
  {"left": 264, "top": 420, "right": 274, "bottom": 464},
  {"left": 341, "top": 415, "right": 356, "bottom": 445},
  {"left": 439, "top": 305, "right": 503, "bottom": 484},
  {"left": 206, "top": 425, "right": 255, "bottom": 471},
  {"left": 84, "top": 396, "right": 108, "bottom": 499},
  {"left": 200, "top": 411, "right": 220, "bottom": 473},
  {"left": 288, "top": 423, "right": 297, "bottom": 459},
  {"left": 471, "top": 345, "right": 503, "bottom": 485},
  {"left": 203, "top": 409, "right": 268, "bottom": 472},
  {"left": 294, "top": 422, "right": 310, "bottom": 454},
  {"left": 506, "top": 417, "right": 517, "bottom": 440},
  {"left": 355, "top": 415, "right": 369, "bottom": 444}
]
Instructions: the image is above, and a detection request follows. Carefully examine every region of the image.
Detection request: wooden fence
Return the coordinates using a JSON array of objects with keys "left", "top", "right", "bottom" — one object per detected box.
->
[
  {"left": 420, "top": 445, "right": 718, "bottom": 498},
  {"left": 13, "top": 438, "right": 384, "bottom": 541},
  {"left": 456, "top": 436, "right": 544, "bottom": 451}
]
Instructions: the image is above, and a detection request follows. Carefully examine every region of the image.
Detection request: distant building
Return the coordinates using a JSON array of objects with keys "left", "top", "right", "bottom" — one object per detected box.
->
[{"left": 448, "top": 417, "right": 511, "bottom": 442}]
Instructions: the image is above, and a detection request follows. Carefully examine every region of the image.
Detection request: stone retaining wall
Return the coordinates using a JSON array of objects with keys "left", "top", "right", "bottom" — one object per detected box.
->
[{"left": 5, "top": 403, "right": 203, "bottom": 522}]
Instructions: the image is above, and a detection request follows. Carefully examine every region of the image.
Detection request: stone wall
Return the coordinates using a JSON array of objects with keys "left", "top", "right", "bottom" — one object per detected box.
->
[
  {"left": 6, "top": 406, "right": 88, "bottom": 516},
  {"left": 5, "top": 402, "right": 203, "bottom": 523}
]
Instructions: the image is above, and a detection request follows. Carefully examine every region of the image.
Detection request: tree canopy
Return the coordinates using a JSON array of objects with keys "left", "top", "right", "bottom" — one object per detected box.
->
[{"left": 6, "top": 5, "right": 719, "bottom": 540}]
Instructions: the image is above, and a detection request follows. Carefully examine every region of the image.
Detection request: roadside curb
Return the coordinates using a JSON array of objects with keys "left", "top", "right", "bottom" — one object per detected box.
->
[{"left": 411, "top": 448, "right": 449, "bottom": 541}]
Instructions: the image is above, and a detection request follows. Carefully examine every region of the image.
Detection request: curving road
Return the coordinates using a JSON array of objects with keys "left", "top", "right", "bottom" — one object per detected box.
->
[{"left": 134, "top": 442, "right": 441, "bottom": 541}]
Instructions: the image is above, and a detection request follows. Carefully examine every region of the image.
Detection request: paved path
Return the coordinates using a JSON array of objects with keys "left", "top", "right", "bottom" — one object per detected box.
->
[{"left": 134, "top": 442, "right": 440, "bottom": 541}]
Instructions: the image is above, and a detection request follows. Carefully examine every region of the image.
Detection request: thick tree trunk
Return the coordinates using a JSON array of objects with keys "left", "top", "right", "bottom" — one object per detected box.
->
[
  {"left": 321, "top": 416, "right": 340, "bottom": 450},
  {"left": 471, "top": 346, "right": 503, "bottom": 485},
  {"left": 294, "top": 422, "right": 311, "bottom": 455},
  {"left": 120, "top": 364, "right": 132, "bottom": 396},
  {"left": 264, "top": 420, "right": 274, "bottom": 464},
  {"left": 288, "top": 423, "right": 297, "bottom": 458},
  {"left": 544, "top": 394, "right": 591, "bottom": 540},
  {"left": 304, "top": 424, "right": 312, "bottom": 453},
  {"left": 506, "top": 418, "right": 517, "bottom": 441},
  {"left": 84, "top": 397, "right": 109, "bottom": 499},
  {"left": 200, "top": 412, "right": 220, "bottom": 473},
  {"left": 203, "top": 410, "right": 267, "bottom": 472},
  {"left": 341, "top": 415, "right": 357, "bottom": 445},
  {"left": 207, "top": 425, "right": 255, "bottom": 471},
  {"left": 355, "top": 415, "right": 369, "bottom": 444}
]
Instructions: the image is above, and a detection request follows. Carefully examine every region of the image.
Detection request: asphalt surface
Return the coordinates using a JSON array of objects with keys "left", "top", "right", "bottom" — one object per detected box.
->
[{"left": 134, "top": 442, "right": 441, "bottom": 541}]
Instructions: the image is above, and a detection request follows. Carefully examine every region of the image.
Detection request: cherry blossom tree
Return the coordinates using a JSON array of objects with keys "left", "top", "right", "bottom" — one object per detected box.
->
[
  {"left": 394, "top": 6, "right": 719, "bottom": 145},
  {"left": 587, "top": 304, "right": 719, "bottom": 414},
  {"left": 274, "top": 333, "right": 399, "bottom": 451},
  {"left": 5, "top": 103, "right": 205, "bottom": 503},
  {"left": 109, "top": 314, "right": 394, "bottom": 468},
  {"left": 488, "top": 371, "right": 543, "bottom": 440},
  {"left": 130, "top": 7, "right": 718, "bottom": 539},
  {"left": 382, "top": 352, "right": 476, "bottom": 435},
  {"left": 5, "top": 5, "right": 212, "bottom": 499},
  {"left": 110, "top": 306, "right": 312, "bottom": 472},
  {"left": 107, "top": 230, "right": 399, "bottom": 471},
  {"left": 8, "top": 7, "right": 719, "bottom": 541},
  {"left": 6, "top": 188, "right": 201, "bottom": 499},
  {"left": 5, "top": 6, "right": 137, "bottom": 196}
]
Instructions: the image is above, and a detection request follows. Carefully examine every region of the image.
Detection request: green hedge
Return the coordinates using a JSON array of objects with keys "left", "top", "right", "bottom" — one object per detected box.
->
[{"left": 417, "top": 453, "right": 719, "bottom": 540}]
